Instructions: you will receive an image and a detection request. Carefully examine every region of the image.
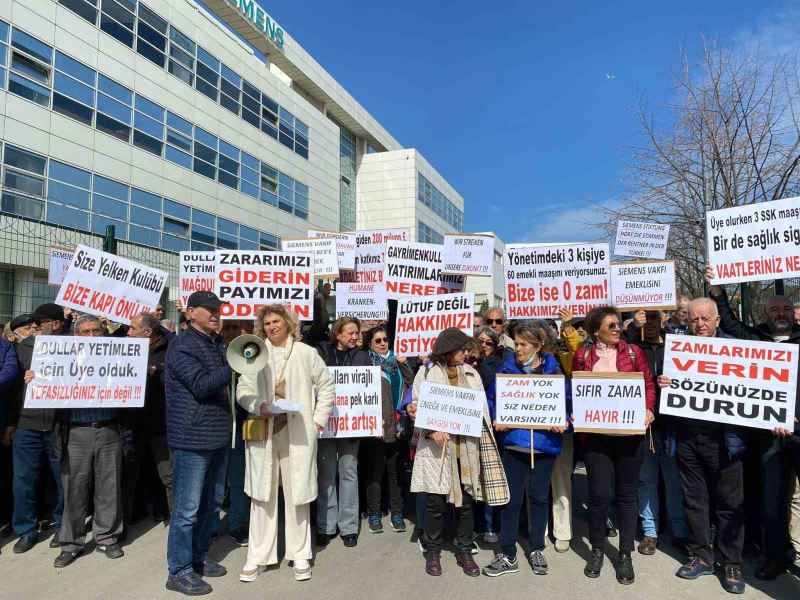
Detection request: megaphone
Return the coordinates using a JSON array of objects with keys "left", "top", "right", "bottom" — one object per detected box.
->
[{"left": 227, "top": 334, "right": 268, "bottom": 375}]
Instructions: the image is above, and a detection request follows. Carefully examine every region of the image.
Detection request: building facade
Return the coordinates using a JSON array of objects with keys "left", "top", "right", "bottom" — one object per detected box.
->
[{"left": 0, "top": 0, "right": 464, "bottom": 322}]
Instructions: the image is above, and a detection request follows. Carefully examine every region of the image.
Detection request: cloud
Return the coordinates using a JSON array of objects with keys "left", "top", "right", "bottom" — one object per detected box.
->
[
  {"left": 520, "top": 204, "right": 608, "bottom": 244},
  {"left": 731, "top": 5, "right": 800, "bottom": 59}
]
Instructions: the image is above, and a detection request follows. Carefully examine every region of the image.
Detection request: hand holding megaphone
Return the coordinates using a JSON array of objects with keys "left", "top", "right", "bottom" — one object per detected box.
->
[{"left": 227, "top": 334, "right": 269, "bottom": 375}]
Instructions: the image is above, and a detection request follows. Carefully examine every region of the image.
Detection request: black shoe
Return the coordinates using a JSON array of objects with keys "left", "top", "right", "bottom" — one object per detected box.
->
[
  {"left": 605, "top": 526, "right": 618, "bottom": 538},
  {"left": 584, "top": 548, "right": 604, "bottom": 578},
  {"left": 229, "top": 526, "right": 249, "bottom": 547},
  {"left": 96, "top": 543, "right": 124, "bottom": 559},
  {"left": 722, "top": 565, "right": 745, "bottom": 594},
  {"left": 315, "top": 533, "right": 331, "bottom": 547},
  {"left": 676, "top": 556, "right": 714, "bottom": 579},
  {"left": 53, "top": 550, "right": 80, "bottom": 568},
  {"left": 13, "top": 534, "right": 37, "bottom": 554},
  {"left": 754, "top": 560, "right": 787, "bottom": 581},
  {"left": 638, "top": 536, "right": 657, "bottom": 556},
  {"left": 342, "top": 534, "right": 358, "bottom": 547},
  {"left": 165, "top": 572, "right": 212, "bottom": 596},
  {"left": 616, "top": 552, "right": 635, "bottom": 585},
  {"left": 193, "top": 560, "right": 227, "bottom": 578},
  {"left": 49, "top": 528, "right": 61, "bottom": 549}
]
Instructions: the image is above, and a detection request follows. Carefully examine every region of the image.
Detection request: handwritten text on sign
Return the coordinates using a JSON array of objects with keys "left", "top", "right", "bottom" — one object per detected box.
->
[
  {"left": 610, "top": 261, "right": 677, "bottom": 311},
  {"left": 394, "top": 293, "right": 473, "bottom": 357},
  {"left": 339, "top": 228, "right": 411, "bottom": 284},
  {"left": 24, "top": 335, "right": 148, "bottom": 409},
  {"left": 282, "top": 237, "right": 339, "bottom": 278},
  {"left": 495, "top": 375, "right": 568, "bottom": 428},
  {"left": 661, "top": 334, "right": 798, "bottom": 431},
  {"left": 442, "top": 234, "right": 494, "bottom": 276},
  {"left": 571, "top": 372, "right": 646, "bottom": 434},
  {"left": 504, "top": 243, "right": 610, "bottom": 318},
  {"left": 320, "top": 366, "right": 382, "bottom": 438},
  {"left": 307, "top": 229, "right": 356, "bottom": 271},
  {"left": 416, "top": 381, "right": 485, "bottom": 438},
  {"left": 179, "top": 251, "right": 215, "bottom": 307},
  {"left": 56, "top": 245, "right": 167, "bottom": 326},
  {"left": 707, "top": 196, "right": 800, "bottom": 284},
  {"left": 614, "top": 221, "right": 670, "bottom": 260}
]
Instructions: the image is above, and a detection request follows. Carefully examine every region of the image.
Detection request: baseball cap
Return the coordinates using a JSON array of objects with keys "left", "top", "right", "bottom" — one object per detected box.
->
[
  {"left": 186, "top": 291, "right": 228, "bottom": 310},
  {"left": 32, "top": 303, "right": 65, "bottom": 324},
  {"left": 10, "top": 313, "right": 35, "bottom": 330}
]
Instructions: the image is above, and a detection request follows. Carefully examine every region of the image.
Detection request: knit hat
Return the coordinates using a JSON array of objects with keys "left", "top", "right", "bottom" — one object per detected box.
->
[{"left": 432, "top": 327, "right": 471, "bottom": 356}]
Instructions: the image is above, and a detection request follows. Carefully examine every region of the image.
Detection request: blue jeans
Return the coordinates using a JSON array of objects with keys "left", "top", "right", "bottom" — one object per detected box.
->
[
  {"left": 227, "top": 419, "right": 249, "bottom": 532},
  {"left": 637, "top": 429, "right": 688, "bottom": 538},
  {"left": 499, "top": 450, "right": 556, "bottom": 557},
  {"left": 12, "top": 428, "right": 63, "bottom": 537},
  {"left": 167, "top": 447, "right": 229, "bottom": 576}
]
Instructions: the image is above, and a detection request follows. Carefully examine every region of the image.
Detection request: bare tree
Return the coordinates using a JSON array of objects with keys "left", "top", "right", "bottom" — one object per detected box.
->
[{"left": 601, "top": 39, "right": 800, "bottom": 319}]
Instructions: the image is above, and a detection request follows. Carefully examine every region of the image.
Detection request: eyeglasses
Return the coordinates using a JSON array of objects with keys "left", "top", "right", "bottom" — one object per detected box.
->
[
  {"left": 479, "top": 339, "right": 495, "bottom": 347},
  {"left": 485, "top": 318, "right": 504, "bottom": 325},
  {"left": 604, "top": 323, "right": 621, "bottom": 331},
  {"left": 372, "top": 337, "right": 388, "bottom": 344}
]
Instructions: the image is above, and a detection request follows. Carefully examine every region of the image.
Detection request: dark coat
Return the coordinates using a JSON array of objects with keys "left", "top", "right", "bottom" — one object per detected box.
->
[
  {"left": 316, "top": 341, "right": 372, "bottom": 368},
  {"left": 122, "top": 334, "right": 169, "bottom": 435},
  {"left": 0, "top": 339, "right": 20, "bottom": 431},
  {"left": 10, "top": 335, "right": 58, "bottom": 431},
  {"left": 165, "top": 325, "right": 232, "bottom": 451}
]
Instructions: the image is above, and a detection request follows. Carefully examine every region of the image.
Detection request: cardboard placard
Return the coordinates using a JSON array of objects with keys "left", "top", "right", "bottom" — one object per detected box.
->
[
  {"left": 614, "top": 221, "right": 670, "bottom": 259},
  {"left": 48, "top": 247, "right": 74, "bottom": 287},
  {"left": 307, "top": 229, "right": 356, "bottom": 271},
  {"left": 610, "top": 260, "right": 677, "bottom": 311},
  {"left": 55, "top": 245, "right": 168, "bottom": 326},
  {"left": 281, "top": 237, "right": 339, "bottom": 278},
  {"left": 416, "top": 380, "right": 485, "bottom": 438},
  {"left": 707, "top": 196, "right": 800, "bottom": 284},
  {"left": 320, "top": 366, "right": 383, "bottom": 438},
  {"left": 179, "top": 251, "right": 215, "bottom": 307},
  {"left": 338, "top": 228, "right": 411, "bottom": 284},
  {"left": 442, "top": 233, "right": 494, "bottom": 276},
  {"left": 24, "top": 335, "right": 148, "bottom": 409},
  {"left": 335, "top": 282, "right": 388, "bottom": 320},
  {"left": 495, "top": 374, "right": 568, "bottom": 429},
  {"left": 394, "top": 293, "right": 473, "bottom": 357},
  {"left": 661, "top": 334, "right": 798, "bottom": 431},
  {"left": 384, "top": 240, "right": 464, "bottom": 299},
  {"left": 571, "top": 372, "right": 646, "bottom": 434}
]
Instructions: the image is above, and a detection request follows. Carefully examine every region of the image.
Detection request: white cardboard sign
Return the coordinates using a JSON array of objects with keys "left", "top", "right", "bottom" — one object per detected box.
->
[
  {"left": 416, "top": 380, "right": 485, "bottom": 438},
  {"left": 281, "top": 237, "right": 339, "bottom": 278},
  {"left": 307, "top": 229, "right": 356, "bottom": 271},
  {"left": 614, "top": 221, "right": 670, "bottom": 259},
  {"left": 394, "top": 293, "right": 473, "bottom": 357},
  {"left": 24, "top": 335, "right": 148, "bottom": 409},
  {"left": 335, "top": 282, "right": 388, "bottom": 320},
  {"left": 571, "top": 372, "right": 646, "bottom": 434},
  {"left": 48, "top": 247, "right": 74, "bottom": 287},
  {"left": 610, "top": 260, "right": 677, "bottom": 311},
  {"left": 179, "top": 251, "right": 215, "bottom": 307},
  {"left": 495, "top": 374, "right": 568, "bottom": 428},
  {"left": 384, "top": 240, "right": 464, "bottom": 299},
  {"left": 338, "top": 228, "right": 411, "bottom": 284},
  {"left": 442, "top": 234, "right": 494, "bottom": 276},
  {"left": 320, "top": 366, "right": 383, "bottom": 438}
]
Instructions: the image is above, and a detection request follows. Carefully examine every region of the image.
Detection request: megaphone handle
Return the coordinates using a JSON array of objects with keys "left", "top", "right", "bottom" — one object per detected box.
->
[{"left": 230, "top": 374, "right": 236, "bottom": 449}]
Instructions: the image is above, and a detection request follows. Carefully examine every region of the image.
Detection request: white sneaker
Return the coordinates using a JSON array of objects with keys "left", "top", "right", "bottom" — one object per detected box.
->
[
  {"left": 239, "top": 563, "right": 265, "bottom": 582},
  {"left": 293, "top": 559, "right": 312, "bottom": 581}
]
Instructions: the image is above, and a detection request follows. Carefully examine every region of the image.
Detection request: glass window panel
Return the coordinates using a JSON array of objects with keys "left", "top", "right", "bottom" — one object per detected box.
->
[
  {"left": 294, "top": 208, "right": 308, "bottom": 220},
  {"left": 0, "top": 20, "right": 7, "bottom": 42},
  {"left": 58, "top": 0, "right": 98, "bottom": 25},
  {"left": 279, "top": 121, "right": 293, "bottom": 137},
  {"left": 191, "top": 225, "right": 214, "bottom": 245},
  {"left": 4, "top": 146, "right": 46, "bottom": 174},
  {"left": 97, "top": 93, "right": 131, "bottom": 123},
  {"left": 93, "top": 175, "right": 127, "bottom": 201},
  {"left": 1, "top": 192, "right": 45, "bottom": 219},
  {"left": 5, "top": 171, "right": 44, "bottom": 196},
  {"left": 195, "top": 77, "right": 217, "bottom": 101},
  {"left": 129, "top": 224, "right": 161, "bottom": 247},
  {"left": 261, "top": 164, "right": 278, "bottom": 182},
  {"left": 262, "top": 95, "right": 278, "bottom": 114},
  {"left": 162, "top": 234, "right": 189, "bottom": 251},
  {"left": 242, "top": 108, "right": 259, "bottom": 129},
  {"left": 95, "top": 113, "right": 130, "bottom": 142},
  {"left": 220, "top": 93, "right": 239, "bottom": 115},
  {"left": 11, "top": 53, "right": 49, "bottom": 85},
  {"left": 279, "top": 132, "right": 293, "bottom": 148},
  {"left": 169, "top": 44, "right": 193, "bottom": 69},
  {"left": 134, "top": 112, "right": 164, "bottom": 139},
  {"left": 136, "top": 38, "right": 166, "bottom": 67},
  {"left": 162, "top": 217, "right": 188, "bottom": 235},
  {"left": 194, "top": 127, "right": 216, "bottom": 148},
  {"left": 0, "top": 44, "right": 6, "bottom": 66},
  {"left": 130, "top": 205, "right": 161, "bottom": 228},
  {"left": 295, "top": 182, "right": 309, "bottom": 197},
  {"left": 217, "top": 170, "right": 237, "bottom": 189},
  {"left": 217, "top": 217, "right": 237, "bottom": 235},
  {"left": 191, "top": 208, "right": 214, "bottom": 228},
  {"left": 48, "top": 180, "right": 90, "bottom": 209},
  {"left": 196, "top": 46, "right": 218, "bottom": 69},
  {"left": 278, "top": 185, "right": 292, "bottom": 202},
  {"left": 261, "top": 121, "right": 278, "bottom": 140},
  {"left": 193, "top": 158, "right": 215, "bottom": 179},
  {"left": 241, "top": 181, "right": 258, "bottom": 199},
  {"left": 54, "top": 72, "right": 95, "bottom": 106},
  {"left": 166, "top": 129, "right": 191, "bottom": 152},
  {"left": 242, "top": 80, "right": 259, "bottom": 100},
  {"left": 49, "top": 160, "right": 91, "bottom": 188},
  {"left": 163, "top": 198, "right": 190, "bottom": 221},
  {"left": 135, "top": 95, "right": 164, "bottom": 120},
  {"left": 131, "top": 188, "right": 161, "bottom": 210},
  {"left": 241, "top": 166, "right": 259, "bottom": 184},
  {"left": 239, "top": 238, "right": 258, "bottom": 250},
  {"left": 278, "top": 173, "right": 293, "bottom": 188},
  {"left": 217, "top": 233, "right": 237, "bottom": 249},
  {"left": 47, "top": 202, "right": 89, "bottom": 230},
  {"left": 133, "top": 131, "right": 163, "bottom": 155},
  {"left": 136, "top": 22, "right": 166, "bottom": 50},
  {"left": 169, "top": 27, "right": 195, "bottom": 55},
  {"left": 220, "top": 77, "right": 239, "bottom": 99},
  {"left": 241, "top": 152, "right": 259, "bottom": 171},
  {"left": 220, "top": 64, "right": 240, "bottom": 85},
  {"left": 260, "top": 232, "right": 278, "bottom": 248},
  {"left": 55, "top": 52, "right": 95, "bottom": 85},
  {"left": 278, "top": 106, "right": 294, "bottom": 123},
  {"left": 98, "top": 75, "right": 131, "bottom": 104},
  {"left": 295, "top": 132, "right": 308, "bottom": 148},
  {"left": 11, "top": 29, "right": 53, "bottom": 64},
  {"left": 167, "top": 111, "right": 192, "bottom": 135},
  {"left": 100, "top": 13, "right": 134, "bottom": 47},
  {"left": 260, "top": 190, "right": 277, "bottom": 206},
  {"left": 195, "top": 61, "right": 218, "bottom": 85},
  {"left": 296, "top": 144, "right": 309, "bottom": 159},
  {"left": 165, "top": 146, "right": 192, "bottom": 169},
  {"left": 218, "top": 154, "right": 238, "bottom": 175},
  {"left": 218, "top": 140, "right": 238, "bottom": 159},
  {"left": 168, "top": 59, "right": 193, "bottom": 85},
  {"left": 295, "top": 119, "right": 309, "bottom": 136},
  {"left": 92, "top": 214, "right": 127, "bottom": 239},
  {"left": 193, "top": 142, "right": 216, "bottom": 164},
  {"left": 138, "top": 5, "right": 167, "bottom": 33},
  {"left": 240, "top": 225, "right": 258, "bottom": 241}
]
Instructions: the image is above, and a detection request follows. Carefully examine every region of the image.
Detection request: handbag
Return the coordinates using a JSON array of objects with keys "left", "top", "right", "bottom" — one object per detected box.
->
[
  {"left": 242, "top": 343, "right": 293, "bottom": 441},
  {"left": 242, "top": 418, "right": 268, "bottom": 441}
]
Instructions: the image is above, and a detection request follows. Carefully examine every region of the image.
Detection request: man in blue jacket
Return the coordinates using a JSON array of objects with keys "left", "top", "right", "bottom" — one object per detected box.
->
[{"left": 165, "top": 291, "right": 232, "bottom": 596}]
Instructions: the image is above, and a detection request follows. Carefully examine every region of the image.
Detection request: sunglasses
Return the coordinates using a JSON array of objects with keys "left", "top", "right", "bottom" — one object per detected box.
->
[
  {"left": 604, "top": 323, "right": 621, "bottom": 331},
  {"left": 372, "top": 337, "right": 388, "bottom": 344},
  {"left": 485, "top": 318, "right": 504, "bottom": 325},
  {"left": 479, "top": 339, "right": 495, "bottom": 347}
]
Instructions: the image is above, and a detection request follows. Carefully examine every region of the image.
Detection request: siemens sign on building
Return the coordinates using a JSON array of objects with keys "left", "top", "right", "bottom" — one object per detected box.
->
[{"left": 0, "top": 0, "right": 463, "bottom": 323}]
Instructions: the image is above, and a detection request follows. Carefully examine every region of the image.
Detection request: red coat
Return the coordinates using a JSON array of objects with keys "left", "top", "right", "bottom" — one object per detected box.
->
[{"left": 572, "top": 340, "right": 656, "bottom": 411}]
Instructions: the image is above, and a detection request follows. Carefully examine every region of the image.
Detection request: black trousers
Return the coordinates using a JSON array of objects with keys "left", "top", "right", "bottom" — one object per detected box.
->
[
  {"left": 362, "top": 439, "right": 403, "bottom": 516},
  {"left": 421, "top": 488, "right": 474, "bottom": 553},
  {"left": 584, "top": 434, "right": 644, "bottom": 553},
  {"left": 676, "top": 427, "right": 744, "bottom": 566},
  {"left": 122, "top": 431, "right": 173, "bottom": 524}
]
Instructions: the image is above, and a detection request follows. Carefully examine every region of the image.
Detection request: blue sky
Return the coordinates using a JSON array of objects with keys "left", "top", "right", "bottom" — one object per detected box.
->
[{"left": 263, "top": 0, "right": 795, "bottom": 244}]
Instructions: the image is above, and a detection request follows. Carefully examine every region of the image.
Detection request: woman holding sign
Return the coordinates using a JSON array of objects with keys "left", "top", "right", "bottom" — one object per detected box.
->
[
  {"left": 572, "top": 306, "right": 655, "bottom": 585},
  {"left": 236, "top": 305, "right": 334, "bottom": 583},
  {"left": 409, "top": 328, "right": 509, "bottom": 578}
]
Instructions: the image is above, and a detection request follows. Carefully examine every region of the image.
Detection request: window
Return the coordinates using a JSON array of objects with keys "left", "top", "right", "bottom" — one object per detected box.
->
[
  {"left": 92, "top": 214, "right": 127, "bottom": 239},
  {"left": 2, "top": 146, "right": 46, "bottom": 220},
  {"left": 100, "top": 0, "right": 135, "bottom": 48},
  {"left": 195, "top": 46, "right": 219, "bottom": 101},
  {"left": 133, "top": 94, "right": 165, "bottom": 156},
  {"left": 260, "top": 232, "right": 279, "bottom": 251},
  {"left": 96, "top": 75, "right": 132, "bottom": 141},
  {"left": 219, "top": 64, "right": 240, "bottom": 115},
  {"left": 52, "top": 52, "right": 96, "bottom": 125},
  {"left": 418, "top": 174, "right": 463, "bottom": 231},
  {"left": 8, "top": 30, "right": 52, "bottom": 107},
  {"left": 136, "top": 5, "right": 167, "bottom": 67},
  {"left": 59, "top": 0, "right": 99, "bottom": 25},
  {"left": 0, "top": 20, "right": 8, "bottom": 88},
  {"left": 163, "top": 198, "right": 190, "bottom": 221},
  {"left": 168, "top": 26, "right": 194, "bottom": 86},
  {"left": 193, "top": 127, "right": 217, "bottom": 179},
  {"left": 418, "top": 220, "right": 444, "bottom": 244}
]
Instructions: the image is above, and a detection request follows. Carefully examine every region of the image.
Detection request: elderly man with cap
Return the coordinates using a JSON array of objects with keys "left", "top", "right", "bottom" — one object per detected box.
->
[
  {"left": 7, "top": 303, "right": 67, "bottom": 554},
  {"left": 9, "top": 314, "right": 38, "bottom": 345},
  {"left": 164, "top": 291, "right": 233, "bottom": 596}
]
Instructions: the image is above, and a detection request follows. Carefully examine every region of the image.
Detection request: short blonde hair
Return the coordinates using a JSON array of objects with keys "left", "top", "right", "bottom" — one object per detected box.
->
[{"left": 254, "top": 304, "right": 300, "bottom": 341}]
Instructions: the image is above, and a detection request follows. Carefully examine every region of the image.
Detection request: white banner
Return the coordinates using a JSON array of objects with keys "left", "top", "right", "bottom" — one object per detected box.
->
[
  {"left": 215, "top": 250, "right": 314, "bottom": 320},
  {"left": 572, "top": 372, "right": 646, "bottom": 434},
  {"left": 504, "top": 243, "right": 610, "bottom": 319},
  {"left": 707, "top": 197, "right": 800, "bottom": 284},
  {"left": 179, "top": 251, "right": 215, "bottom": 307},
  {"left": 495, "top": 374, "right": 568, "bottom": 428},
  {"left": 55, "top": 245, "right": 167, "bottom": 325},
  {"left": 384, "top": 240, "right": 464, "bottom": 299},
  {"left": 394, "top": 293, "right": 473, "bottom": 357},
  {"left": 48, "top": 247, "right": 74, "bottom": 287},
  {"left": 442, "top": 234, "right": 494, "bottom": 276},
  {"left": 661, "top": 334, "right": 798, "bottom": 431},
  {"left": 338, "top": 228, "right": 411, "bottom": 284},
  {"left": 335, "top": 282, "right": 388, "bottom": 320},
  {"left": 24, "top": 335, "right": 148, "bottom": 409},
  {"left": 307, "top": 229, "right": 357, "bottom": 271},
  {"left": 610, "top": 260, "right": 677, "bottom": 311},
  {"left": 320, "top": 366, "right": 383, "bottom": 438},
  {"left": 281, "top": 237, "right": 339, "bottom": 278},
  {"left": 614, "top": 221, "right": 670, "bottom": 259},
  {"left": 416, "top": 380, "right": 485, "bottom": 438}
]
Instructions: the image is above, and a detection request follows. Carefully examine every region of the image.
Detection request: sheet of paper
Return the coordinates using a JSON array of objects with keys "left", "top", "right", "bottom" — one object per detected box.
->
[{"left": 266, "top": 399, "right": 301, "bottom": 414}]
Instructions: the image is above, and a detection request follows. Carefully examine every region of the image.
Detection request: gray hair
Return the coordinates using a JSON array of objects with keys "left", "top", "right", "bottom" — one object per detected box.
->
[
  {"left": 483, "top": 306, "right": 506, "bottom": 319},
  {"left": 474, "top": 326, "right": 499, "bottom": 346},
  {"left": 74, "top": 314, "right": 101, "bottom": 332},
  {"left": 688, "top": 297, "right": 718, "bottom": 316},
  {"left": 137, "top": 312, "right": 161, "bottom": 333}
]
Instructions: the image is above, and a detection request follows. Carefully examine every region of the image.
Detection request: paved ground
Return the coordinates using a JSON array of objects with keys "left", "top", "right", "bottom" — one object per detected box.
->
[{"left": 1, "top": 470, "right": 798, "bottom": 600}]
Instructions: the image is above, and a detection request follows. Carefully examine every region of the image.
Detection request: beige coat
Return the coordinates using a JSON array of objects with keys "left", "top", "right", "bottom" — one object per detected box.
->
[
  {"left": 410, "top": 363, "right": 494, "bottom": 505},
  {"left": 236, "top": 337, "right": 334, "bottom": 506}
]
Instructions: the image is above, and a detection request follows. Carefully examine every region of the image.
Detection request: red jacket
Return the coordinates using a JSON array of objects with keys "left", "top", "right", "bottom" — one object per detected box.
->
[{"left": 572, "top": 340, "right": 656, "bottom": 411}]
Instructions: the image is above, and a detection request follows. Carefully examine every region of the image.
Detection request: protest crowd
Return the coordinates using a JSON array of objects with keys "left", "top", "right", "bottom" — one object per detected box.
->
[{"left": 0, "top": 218, "right": 799, "bottom": 598}]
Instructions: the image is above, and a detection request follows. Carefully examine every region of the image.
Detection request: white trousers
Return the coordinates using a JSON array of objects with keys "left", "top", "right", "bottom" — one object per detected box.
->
[
  {"left": 246, "top": 425, "right": 312, "bottom": 566},
  {"left": 550, "top": 431, "right": 574, "bottom": 541}
]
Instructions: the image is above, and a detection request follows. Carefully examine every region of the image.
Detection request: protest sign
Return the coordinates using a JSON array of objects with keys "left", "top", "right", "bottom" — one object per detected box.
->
[
  {"left": 384, "top": 240, "right": 464, "bottom": 299},
  {"left": 215, "top": 250, "right": 314, "bottom": 320},
  {"left": 572, "top": 372, "right": 646, "bottom": 434},
  {"left": 48, "top": 247, "right": 74, "bottom": 287},
  {"left": 320, "top": 366, "right": 382, "bottom": 438},
  {"left": 707, "top": 197, "right": 800, "bottom": 284},
  {"left": 614, "top": 221, "right": 670, "bottom": 259},
  {"left": 335, "top": 282, "right": 388, "bottom": 320},
  {"left": 610, "top": 260, "right": 677, "bottom": 311},
  {"left": 307, "top": 229, "right": 356, "bottom": 271},
  {"left": 394, "top": 293, "right": 473, "bottom": 357},
  {"left": 179, "top": 251, "right": 215, "bottom": 307},
  {"left": 24, "top": 335, "right": 148, "bottom": 409},
  {"left": 281, "top": 237, "right": 339, "bottom": 278},
  {"left": 442, "top": 234, "right": 494, "bottom": 276},
  {"left": 338, "top": 228, "right": 411, "bottom": 284},
  {"left": 416, "top": 380, "right": 485, "bottom": 437},
  {"left": 56, "top": 245, "right": 167, "bottom": 326},
  {"left": 504, "top": 243, "right": 610, "bottom": 318},
  {"left": 661, "top": 334, "right": 798, "bottom": 431},
  {"left": 495, "top": 375, "right": 568, "bottom": 428}
]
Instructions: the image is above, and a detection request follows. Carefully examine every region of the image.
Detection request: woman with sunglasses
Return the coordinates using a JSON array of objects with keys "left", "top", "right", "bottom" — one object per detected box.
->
[
  {"left": 473, "top": 327, "right": 505, "bottom": 390},
  {"left": 361, "top": 326, "right": 414, "bottom": 534},
  {"left": 572, "top": 306, "right": 655, "bottom": 585}
]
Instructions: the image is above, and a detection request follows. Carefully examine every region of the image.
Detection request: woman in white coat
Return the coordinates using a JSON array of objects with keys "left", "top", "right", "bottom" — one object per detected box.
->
[{"left": 236, "top": 304, "right": 334, "bottom": 583}]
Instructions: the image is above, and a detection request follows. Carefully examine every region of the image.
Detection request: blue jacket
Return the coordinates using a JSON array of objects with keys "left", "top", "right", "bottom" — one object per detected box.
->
[
  {"left": 486, "top": 353, "right": 568, "bottom": 456},
  {"left": 0, "top": 339, "right": 20, "bottom": 431},
  {"left": 165, "top": 325, "right": 232, "bottom": 451}
]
